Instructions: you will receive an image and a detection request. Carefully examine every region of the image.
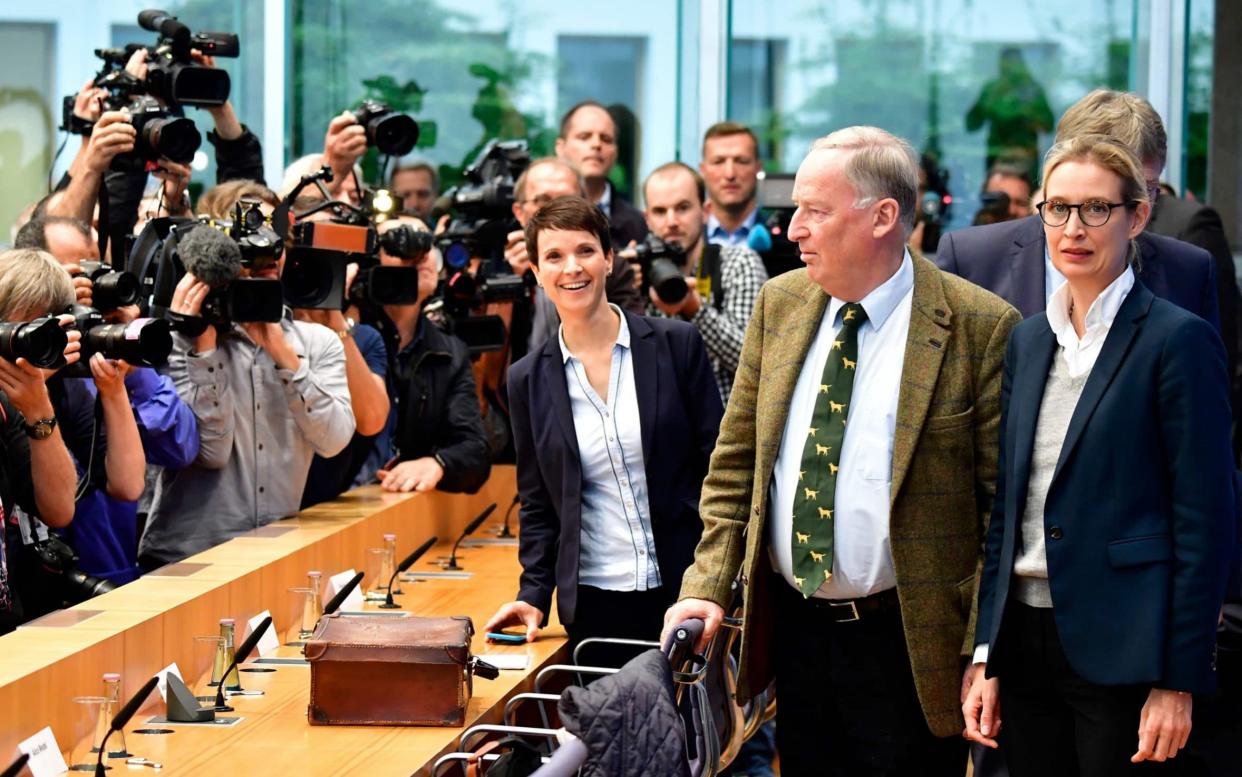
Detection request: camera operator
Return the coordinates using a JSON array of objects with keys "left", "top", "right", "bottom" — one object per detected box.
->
[
  {"left": 504, "top": 157, "right": 643, "bottom": 358},
  {"left": 390, "top": 159, "right": 439, "bottom": 222},
  {"left": 972, "top": 163, "right": 1034, "bottom": 225},
  {"left": 279, "top": 112, "right": 370, "bottom": 209},
  {"left": 375, "top": 216, "right": 490, "bottom": 495},
  {"left": 140, "top": 229, "right": 356, "bottom": 567},
  {"left": 0, "top": 250, "right": 87, "bottom": 633},
  {"left": 640, "top": 162, "right": 767, "bottom": 402}
]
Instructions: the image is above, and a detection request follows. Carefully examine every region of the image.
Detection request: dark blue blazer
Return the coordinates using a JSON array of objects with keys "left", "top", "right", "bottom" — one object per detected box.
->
[
  {"left": 976, "top": 280, "right": 1235, "bottom": 693},
  {"left": 936, "top": 214, "right": 1221, "bottom": 334},
  {"left": 506, "top": 312, "right": 723, "bottom": 626}
]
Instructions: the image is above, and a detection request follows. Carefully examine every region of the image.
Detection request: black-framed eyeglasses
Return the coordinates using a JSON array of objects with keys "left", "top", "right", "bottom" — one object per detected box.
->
[{"left": 1036, "top": 200, "right": 1135, "bottom": 228}]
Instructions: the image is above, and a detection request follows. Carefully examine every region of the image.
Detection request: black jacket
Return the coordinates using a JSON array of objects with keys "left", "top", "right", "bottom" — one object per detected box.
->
[
  {"left": 388, "top": 315, "right": 491, "bottom": 493},
  {"left": 210, "top": 125, "right": 266, "bottom": 185},
  {"left": 605, "top": 183, "right": 649, "bottom": 252}
]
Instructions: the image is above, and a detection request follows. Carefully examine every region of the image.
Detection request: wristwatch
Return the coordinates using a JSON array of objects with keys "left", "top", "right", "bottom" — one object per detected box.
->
[
  {"left": 337, "top": 316, "right": 357, "bottom": 342},
  {"left": 24, "top": 416, "right": 57, "bottom": 440}
]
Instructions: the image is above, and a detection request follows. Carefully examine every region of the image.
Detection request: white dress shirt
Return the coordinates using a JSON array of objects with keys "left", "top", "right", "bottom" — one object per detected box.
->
[
  {"left": 768, "top": 251, "right": 914, "bottom": 599},
  {"left": 559, "top": 305, "right": 661, "bottom": 592}
]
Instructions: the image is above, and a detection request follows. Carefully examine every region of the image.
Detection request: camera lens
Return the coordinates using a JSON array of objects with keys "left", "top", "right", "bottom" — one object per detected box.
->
[
  {"left": 378, "top": 225, "right": 434, "bottom": 260},
  {"left": 649, "top": 258, "right": 689, "bottom": 304},
  {"left": 83, "top": 318, "right": 173, "bottom": 368},
  {"left": 90, "top": 269, "right": 142, "bottom": 311},
  {"left": 366, "top": 113, "right": 419, "bottom": 156},
  {"left": 352, "top": 266, "right": 422, "bottom": 306},
  {"left": 65, "top": 569, "right": 117, "bottom": 601},
  {"left": 442, "top": 241, "right": 472, "bottom": 272},
  {"left": 0, "top": 317, "right": 68, "bottom": 369},
  {"left": 143, "top": 115, "right": 201, "bottom": 163}
]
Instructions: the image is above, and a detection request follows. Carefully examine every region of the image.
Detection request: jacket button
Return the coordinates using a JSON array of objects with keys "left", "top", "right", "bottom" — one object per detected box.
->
[{"left": 1049, "top": 526, "right": 1063, "bottom": 540}]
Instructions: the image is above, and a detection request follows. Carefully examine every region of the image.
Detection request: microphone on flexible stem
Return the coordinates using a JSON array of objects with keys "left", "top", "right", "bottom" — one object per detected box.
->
[
  {"left": 212, "top": 616, "right": 272, "bottom": 712},
  {"left": 1, "top": 753, "right": 29, "bottom": 777},
  {"left": 322, "top": 571, "right": 364, "bottom": 616},
  {"left": 443, "top": 504, "right": 496, "bottom": 571},
  {"left": 94, "top": 675, "right": 159, "bottom": 777},
  {"left": 496, "top": 493, "right": 520, "bottom": 538},
  {"left": 379, "top": 536, "right": 438, "bottom": 609}
]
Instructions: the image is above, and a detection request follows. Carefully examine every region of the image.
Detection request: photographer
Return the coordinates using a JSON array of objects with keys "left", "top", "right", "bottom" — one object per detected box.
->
[
  {"left": 972, "top": 162, "right": 1033, "bottom": 225},
  {"left": 641, "top": 162, "right": 767, "bottom": 402},
  {"left": 504, "top": 157, "right": 643, "bottom": 357},
  {"left": 140, "top": 230, "right": 355, "bottom": 567},
  {"left": 375, "top": 217, "right": 490, "bottom": 495},
  {"left": 13, "top": 216, "right": 199, "bottom": 586},
  {"left": 0, "top": 250, "right": 87, "bottom": 633}
]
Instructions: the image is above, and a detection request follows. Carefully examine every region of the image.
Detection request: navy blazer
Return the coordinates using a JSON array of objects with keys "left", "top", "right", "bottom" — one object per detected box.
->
[
  {"left": 935, "top": 214, "right": 1221, "bottom": 334},
  {"left": 506, "top": 312, "right": 723, "bottom": 626},
  {"left": 976, "top": 280, "right": 1235, "bottom": 693}
]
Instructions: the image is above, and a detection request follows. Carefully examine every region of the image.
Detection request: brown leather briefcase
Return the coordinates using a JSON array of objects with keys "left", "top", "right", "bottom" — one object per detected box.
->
[{"left": 305, "top": 613, "right": 496, "bottom": 726}]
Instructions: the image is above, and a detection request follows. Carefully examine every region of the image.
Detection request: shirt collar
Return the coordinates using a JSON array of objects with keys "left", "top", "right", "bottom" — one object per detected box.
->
[
  {"left": 558, "top": 304, "right": 629, "bottom": 364},
  {"left": 705, "top": 206, "right": 759, "bottom": 241},
  {"left": 826, "top": 249, "right": 914, "bottom": 331},
  {"left": 596, "top": 182, "right": 613, "bottom": 217},
  {"left": 1046, "top": 265, "right": 1135, "bottom": 347}
]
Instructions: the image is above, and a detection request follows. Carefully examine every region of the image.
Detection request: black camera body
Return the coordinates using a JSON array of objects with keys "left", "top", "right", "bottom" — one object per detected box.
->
[
  {"left": 59, "top": 305, "right": 173, "bottom": 378},
  {"left": 354, "top": 100, "right": 419, "bottom": 156},
  {"left": 973, "top": 191, "right": 1013, "bottom": 226},
  {"left": 77, "top": 260, "right": 142, "bottom": 312},
  {"left": 632, "top": 234, "right": 689, "bottom": 304},
  {"left": 0, "top": 317, "right": 69, "bottom": 370},
  {"left": 436, "top": 139, "right": 530, "bottom": 272},
  {"left": 29, "top": 534, "right": 116, "bottom": 606}
]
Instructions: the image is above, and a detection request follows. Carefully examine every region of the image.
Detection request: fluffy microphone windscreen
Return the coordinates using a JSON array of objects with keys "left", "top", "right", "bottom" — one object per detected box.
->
[{"left": 177, "top": 225, "right": 243, "bottom": 289}]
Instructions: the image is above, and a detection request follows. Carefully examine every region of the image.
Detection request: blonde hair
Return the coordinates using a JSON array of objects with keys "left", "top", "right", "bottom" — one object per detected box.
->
[
  {"left": 1055, "top": 89, "right": 1167, "bottom": 169},
  {"left": 197, "top": 180, "right": 279, "bottom": 219},
  {"left": 811, "top": 126, "right": 919, "bottom": 234},
  {"left": 1041, "top": 134, "right": 1150, "bottom": 210},
  {"left": 0, "top": 249, "right": 75, "bottom": 321}
]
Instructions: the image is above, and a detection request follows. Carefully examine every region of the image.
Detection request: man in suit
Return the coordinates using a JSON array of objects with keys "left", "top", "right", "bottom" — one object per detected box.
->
[
  {"left": 555, "top": 100, "right": 648, "bottom": 249},
  {"left": 664, "top": 126, "right": 1021, "bottom": 776}
]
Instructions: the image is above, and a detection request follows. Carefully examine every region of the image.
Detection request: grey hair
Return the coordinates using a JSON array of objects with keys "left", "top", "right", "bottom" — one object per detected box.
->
[
  {"left": 0, "top": 249, "right": 75, "bottom": 321},
  {"left": 811, "top": 126, "right": 920, "bottom": 235}
]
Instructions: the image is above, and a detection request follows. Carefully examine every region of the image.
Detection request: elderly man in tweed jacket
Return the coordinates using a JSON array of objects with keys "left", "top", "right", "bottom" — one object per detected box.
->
[{"left": 664, "top": 127, "right": 1020, "bottom": 777}]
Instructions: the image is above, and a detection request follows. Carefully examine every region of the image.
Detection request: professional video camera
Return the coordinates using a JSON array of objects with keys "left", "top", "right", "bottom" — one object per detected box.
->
[
  {"left": 628, "top": 234, "right": 688, "bottom": 304},
  {"left": 126, "top": 214, "right": 285, "bottom": 333},
  {"left": 0, "top": 317, "right": 69, "bottom": 370},
  {"left": 753, "top": 172, "right": 803, "bottom": 278},
  {"left": 435, "top": 139, "right": 530, "bottom": 272},
  {"left": 59, "top": 305, "right": 172, "bottom": 378},
  {"left": 61, "top": 9, "right": 239, "bottom": 164}
]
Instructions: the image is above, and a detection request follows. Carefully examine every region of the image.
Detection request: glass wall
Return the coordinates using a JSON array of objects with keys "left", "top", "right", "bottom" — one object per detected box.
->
[{"left": 727, "top": 0, "right": 1148, "bottom": 232}]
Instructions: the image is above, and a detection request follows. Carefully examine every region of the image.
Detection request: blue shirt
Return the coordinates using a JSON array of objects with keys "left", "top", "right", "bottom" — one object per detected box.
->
[
  {"left": 706, "top": 207, "right": 760, "bottom": 247},
  {"left": 558, "top": 306, "right": 661, "bottom": 591}
]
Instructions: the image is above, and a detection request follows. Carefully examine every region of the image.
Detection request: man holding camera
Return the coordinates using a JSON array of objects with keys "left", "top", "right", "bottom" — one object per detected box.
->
[
  {"left": 139, "top": 233, "right": 355, "bottom": 567},
  {"left": 0, "top": 250, "right": 90, "bottom": 633},
  {"left": 642, "top": 162, "right": 768, "bottom": 403}
]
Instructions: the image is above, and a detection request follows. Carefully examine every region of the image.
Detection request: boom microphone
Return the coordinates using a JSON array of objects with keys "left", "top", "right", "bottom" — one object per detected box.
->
[
  {"left": 95, "top": 675, "right": 160, "bottom": 776},
  {"left": 379, "top": 536, "right": 438, "bottom": 609},
  {"left": 213, "top": 615, "right": 272, "bottom": 712},
  {"left": 137, "top": 9, "right": 190, "bottom": 41},
  {"left": 177, "top": 225, "right": 243, "bottom": 289}
]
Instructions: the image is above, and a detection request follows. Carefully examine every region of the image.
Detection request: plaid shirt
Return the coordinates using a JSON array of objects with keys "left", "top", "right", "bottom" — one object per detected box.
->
[{"left": 649, "top": 244, "right": 768, "bottom": 403}]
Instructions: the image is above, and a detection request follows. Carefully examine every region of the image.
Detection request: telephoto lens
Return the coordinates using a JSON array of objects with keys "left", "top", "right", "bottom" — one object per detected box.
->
[
  {"left": 78, "top": 261, "right": 141, "bottom": 311},
  {"left": 378, "top": 224, "right": 434, "bottom": 260},
  {"left": 0, "top": 317, "right": 69, "bottom": 369},
  {"left": 354, "top": 100, "right": 419, "bottom": 156},
  {"left": 73, "top": 305, "right": 173, "bottom": 369}
]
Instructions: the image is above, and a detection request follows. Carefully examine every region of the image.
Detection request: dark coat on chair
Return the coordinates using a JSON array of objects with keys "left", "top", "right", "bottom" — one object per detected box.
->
[
  {"left": 507, "top": 312, "right": 723, "bottom": 627},
  {"left": 976, "top": 280, "right": 1235, "bottom": 694}
]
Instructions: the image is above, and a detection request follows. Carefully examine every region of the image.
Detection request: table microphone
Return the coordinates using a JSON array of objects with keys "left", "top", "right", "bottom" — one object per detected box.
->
[
  {"left": 213, "top": 615, "right": 272, "bottom": 712},
  {"left": 0, "top": 753, "right": 28, "bottom": 777},
  {"left": 443, "top": 503, "right": 496, "bottom": 571},
  {"left": 322, "top": 571, "right": 364, "bottom": 616},
  {"left": 379, "top": 536, "right": 438, "bottom": 609},
  {"left": 95, "top": 675, "right": 159, "bottom": 776},
  {"left": 496, "top": 493, "right": 520, "bottom": 538}
]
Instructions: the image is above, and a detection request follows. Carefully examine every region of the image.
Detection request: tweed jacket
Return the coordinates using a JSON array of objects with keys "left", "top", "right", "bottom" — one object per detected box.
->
[{"left": 678, "top": 253, "right": 1020, "bottom": 737}]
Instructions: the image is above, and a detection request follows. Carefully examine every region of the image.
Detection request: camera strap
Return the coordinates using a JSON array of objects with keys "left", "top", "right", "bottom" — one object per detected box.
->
[{"left": 700, "top": 243, "right": 725, "bottom": 313}]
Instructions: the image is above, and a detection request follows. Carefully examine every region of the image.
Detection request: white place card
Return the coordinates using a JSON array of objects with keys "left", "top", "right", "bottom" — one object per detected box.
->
[
  {"left": 15, "top": 726, "right": 68, "bottom": 777},
  {"left": 155, "top": 662, "right": 183, "bottom": 703},
  {"left": 325, "top": 569, "right": 365, "bottom": 611},
  {"left": 244, "top": 610, "right": 280, "bottom": 657}
]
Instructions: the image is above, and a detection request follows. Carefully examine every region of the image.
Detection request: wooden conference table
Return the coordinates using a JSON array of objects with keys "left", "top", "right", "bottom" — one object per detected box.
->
[{"left": 0, "top": 465, "right": 571, "bottom": 775}]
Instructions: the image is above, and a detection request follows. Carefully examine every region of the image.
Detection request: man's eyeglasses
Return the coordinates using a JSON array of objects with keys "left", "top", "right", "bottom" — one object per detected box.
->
[{"left": 1036, "top": 200, "right": 1135, "bottom": 228}]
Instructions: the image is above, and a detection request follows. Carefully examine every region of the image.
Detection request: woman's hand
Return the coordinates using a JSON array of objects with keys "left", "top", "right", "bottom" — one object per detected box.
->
[
  {"left": 1132, "top": 688, "right": 1192, "bottom": 763},
  {"left": 483, "top": 601, "right": 544, "bottom": 643},
  {"left": 962, "top": 663, "right": 1001, "bottom": 748}
]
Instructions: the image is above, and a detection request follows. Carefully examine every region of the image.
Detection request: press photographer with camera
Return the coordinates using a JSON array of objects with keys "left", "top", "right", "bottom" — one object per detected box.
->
[
  {"left": 638, "top": 162, "right": 767, "bottom": 402},
  {"left": 139, "top": 223, "right": 355, "bottom": 567},
  {"left": 0, "top": 250, "right": 89, "bottom": 633},
  {"left": 972, "top": 162, "right": 1034, "bottom": 225},
  {"left": 374, "top": 215, "right": 491, "bottom": 495}
]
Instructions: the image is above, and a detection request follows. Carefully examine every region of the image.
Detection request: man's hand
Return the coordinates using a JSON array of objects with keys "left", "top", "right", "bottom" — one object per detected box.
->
[
  {"left": 378, "top": 457, "right": 445, "bottom": 493},
  {"left": 483, "top": 601, "right": 544, "bottom": 643},
  {"left": 171, "top": 273, "right": 217, "bottom": 354},
  {"left": 504, "top": 228, "right": 531, "bottom": 276},
  {"left": 153, "top": 160, "right": 193, "bottom": 215},
  {"left": 323, "top": 112, "right": 367, "bottom": 182},
  {"left": 962, "top": 663, "right": 1001, "bottom": 748},
  {"left": 0, "top": 357, "right": 56, "bottom": 421},
  {"left": 103, "top": 305, "right": 141, "bottom": 325},
  {"left": 124, "top": 48, "right": 149, "bottom": 81},
  {"left": 661, "top": 598, "right": 725, "bottom": 653},
  {"left": 1132, "top": 689, "right": 1192, "bottom": 763},
  {"left": 64, "top": 265, "right": 94, "bottom": 308},
  {"left": 72, "top": 78, "right": 107, "bottom": 124},
  {"left": 89, "top": 354, "right": 132, "bottom": 399},
  {"left": 241, "top": 322, "right": 299, "bottom": 371},
  {"left": 84, "top": 112, "right": 136, "bottom": 174},
  {"left": 648, "top": 284, "right": 702, "bottom": 318}
]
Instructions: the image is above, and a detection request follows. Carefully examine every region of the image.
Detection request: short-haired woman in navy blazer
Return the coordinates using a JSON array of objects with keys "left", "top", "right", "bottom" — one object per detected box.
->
[
  {"left": 963, "top": 136, "right": 1234, "bottom": 775},
  {"left": 485, "top": 196, "right": 723, "bottom": 650}
]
